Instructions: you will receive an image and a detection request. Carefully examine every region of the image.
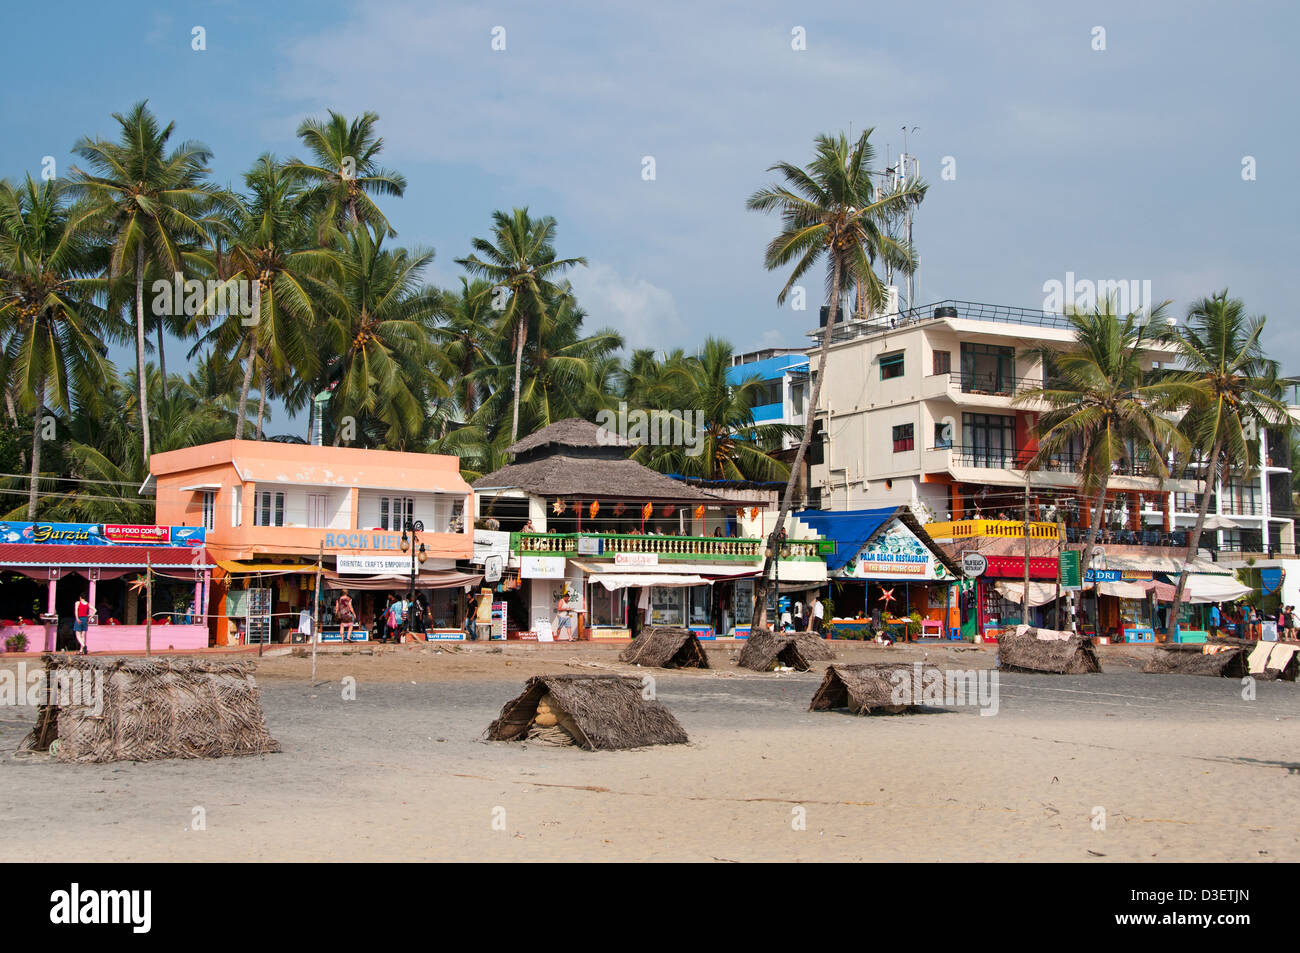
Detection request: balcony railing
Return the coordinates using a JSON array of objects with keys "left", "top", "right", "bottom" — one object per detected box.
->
[
  {"left": 511, "top": 532, "right": 824, "bottom": 561},
  {"left": 933, "top": 446, "right": 1161, "bottom": 476},
  {"left": 957, "top": 373, "right": 1043, "bottom": 398},
  {"left": 926, "top": 520, "right": 1062, "bottom": 541}
]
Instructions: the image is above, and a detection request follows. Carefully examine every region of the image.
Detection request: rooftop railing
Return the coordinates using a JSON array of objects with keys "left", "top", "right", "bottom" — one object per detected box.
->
[{"left": 511, "top": 531, "right": 824, "bottom": 561}]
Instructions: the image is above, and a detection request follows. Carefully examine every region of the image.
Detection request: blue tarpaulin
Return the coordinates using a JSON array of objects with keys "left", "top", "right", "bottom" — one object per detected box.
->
[{"left": 793, "top": 507, "right": 899, "bottom": 571}]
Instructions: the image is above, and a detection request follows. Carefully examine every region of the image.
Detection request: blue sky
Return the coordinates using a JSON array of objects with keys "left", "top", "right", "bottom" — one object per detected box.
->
[{"left": 4, "top": 1, "right": 1297, "bottom": 432}]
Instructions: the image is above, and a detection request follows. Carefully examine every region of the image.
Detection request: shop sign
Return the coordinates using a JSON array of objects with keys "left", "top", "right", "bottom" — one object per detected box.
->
[
  {"left": 1059, "top": 551, "right": 1082, "bottom": 590},
  {"left": 961, "top": 553, "right": 988, "bottom": 577},
  {"left": 614, "top": 552, "right": 658, "bottom": 567},
  {"left": 1084, "top": 568, "right": 1123, "bottom": 582},
  {"left": 337, "top": 554, "right": 414, "bottom": 575},
  {"left": 850, "top": 521, "right": 940, "bottom": 580},
  {"left": 521, "top": 556, "right": 566, "bottom": 579},
  {"left": 0, "top": 522, "right": 206, "bottom": 547},
  {"left": 576, "top": 537, "right": 603, "bottom": 555}
]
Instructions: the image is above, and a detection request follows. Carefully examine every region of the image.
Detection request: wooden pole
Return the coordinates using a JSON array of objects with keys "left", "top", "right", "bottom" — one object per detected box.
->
[
  {"left": 311, "top": 541, "right": 323, "bottom": 687},
  {"left": 145, "top": 551, "right": 153, "bottom": 657},
  {"left": 1055, "top": 520, "right": 1064, "bottom": 630}
]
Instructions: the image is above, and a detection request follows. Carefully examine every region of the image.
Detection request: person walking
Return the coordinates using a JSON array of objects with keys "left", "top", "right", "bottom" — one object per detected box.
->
[
  {"left": 1208, "top": 602, "right": 1221, "bottom": 638},
  {"left": 555, "top": 591, "right": 575, "bottom": 641},
  {"left": 809, "top": 592, "right": 825, "bottom": 635},
  {"left": 334, "top": 589, "right": 356, "bottom": 643},
  {"left": 464, "top": 592, "right": 479, "bottom": 641}
]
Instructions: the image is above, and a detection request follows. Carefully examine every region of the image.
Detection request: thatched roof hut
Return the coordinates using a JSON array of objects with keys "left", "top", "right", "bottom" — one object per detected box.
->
[
  {"left": 1196, "top": 637, "right": 1299, "bottom": 681},
  {"left": 21, "top": 654, "right": 280, "bottom": 763},
  {"left": 809, "top": 662, "right": 941, "bottom": 715},
  {"left": 1143, "top": 642, "right": 1249, "bottom": 678},
  {"left": 997, "top": 626, "right": 1102, "bottom": 675},
  {"left": 619, "top": 627, "right": 709, "bottom": 669},
  {"left": 793, "top": 632, "right": 836, "bottom": 661},
  {"left": 736, "top": 629, "right": 812, "bottom": 672},
  {"left": 485, "top": 675, "right": 688, "bottom": 750}
]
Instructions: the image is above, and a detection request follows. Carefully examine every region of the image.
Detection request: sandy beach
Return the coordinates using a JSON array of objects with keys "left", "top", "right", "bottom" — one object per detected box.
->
[{"left": 1, "top": 641, "right": 1296, "bottom": 862}]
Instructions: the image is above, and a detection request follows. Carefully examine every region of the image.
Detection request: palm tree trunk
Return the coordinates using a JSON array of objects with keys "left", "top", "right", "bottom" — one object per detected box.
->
[
  {"left": 510, "top": 318, "right": 525, "bottom": 443},
  {"left": 1169, "top": 432, "right": 1225, "bottom": 631},
  {"left": 157, "top": 321, "right": 169, "bottom": 401},
  {"left": 27, "top": 380, "right": 44, "bottom": 520},
  {"left": 135, "top": 244, "right": 152, "bottom": 463},
  {"left": 234, "top": 282, "right": 260, "bottom": 440},
  {"left": 753, "top": 259, "right": 842, "bottom": 629},
  {"left": 256, "top": 365, "right": 268, "bottom": 438},
  {"left": 5, "top": 384, "right": 18, "bottom": 427}
]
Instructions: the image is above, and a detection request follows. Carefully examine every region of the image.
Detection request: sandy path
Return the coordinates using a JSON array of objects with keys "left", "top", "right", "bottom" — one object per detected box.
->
[{"left": 1, "top": 643, "right": 1294, "bottom": 862}]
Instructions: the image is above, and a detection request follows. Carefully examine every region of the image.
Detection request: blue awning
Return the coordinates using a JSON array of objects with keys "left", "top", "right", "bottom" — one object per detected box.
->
[{"left": 793, "top": 507, "right": 898, "bottom": 571}]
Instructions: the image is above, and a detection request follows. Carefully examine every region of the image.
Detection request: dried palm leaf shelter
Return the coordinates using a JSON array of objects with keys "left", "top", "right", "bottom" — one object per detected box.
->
[
  {"left": 486, "top": 675, "right": 689, "bottom": 750},
  {"left": 619, "top": 627, "right": 709, "bottom": 669},
  {"left": 1143, "top": 642, "right": 1249, "bottom": 678},
  {"left": 736, "top": 629, "right": 812, "bottom": 672},
  {"left": 22, "top": 654, "right": 280, "bottom": 763},
  {"left": 793, "top": 632, "right": 836, "bottom": 661},
  {"left": 809, "top": 662, "right": 942, "bottom": 715},
  {"left": 997, "top": 626, "right": 1102, "bottom": 675}
]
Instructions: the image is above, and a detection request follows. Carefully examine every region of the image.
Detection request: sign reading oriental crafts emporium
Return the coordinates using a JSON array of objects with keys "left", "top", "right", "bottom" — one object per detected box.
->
[
  {"left": 337, "top": 555, "right": 416, "bottom": 575},
  {"left": 849, "top": 521, "right": 948, "bottom": 581},
  {"left": 0, "top": 522, "right": 205, "bottom": 547}
]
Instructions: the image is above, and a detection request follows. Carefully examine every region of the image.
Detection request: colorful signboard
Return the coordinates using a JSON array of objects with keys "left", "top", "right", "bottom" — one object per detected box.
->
[
  {"left": 614, "top": 552, "right": 659, "bottom": 567},
  {"left": 1059, "top": 550, "right": 1081, "bottom": 590},
  {"left": 849, "top": 520, "right": 946, "bottom": 580},
  {"left": 0, "top": 522, "right": 205, "bottom": 547},
  {"left": 336, "top": 554, "right": 415, "bottom": 575}
]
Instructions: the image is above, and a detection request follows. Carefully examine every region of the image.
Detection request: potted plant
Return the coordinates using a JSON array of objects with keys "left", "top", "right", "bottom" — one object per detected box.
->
[
  {"left": 905, "top": 611, "right": 924, "bottom": 640},
  {"left": 5, "top": 631, "right": 30, "bottom": 654}
]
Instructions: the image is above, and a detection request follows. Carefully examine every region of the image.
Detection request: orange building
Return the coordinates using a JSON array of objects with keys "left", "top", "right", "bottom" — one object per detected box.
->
[{"left": 150, "top": 440, "right": 476, "bottom": 645}]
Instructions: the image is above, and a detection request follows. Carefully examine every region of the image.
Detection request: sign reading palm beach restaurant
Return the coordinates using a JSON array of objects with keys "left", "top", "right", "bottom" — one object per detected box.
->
[{"left": 849, "top": 520, "right": 947, "bottom": 580}]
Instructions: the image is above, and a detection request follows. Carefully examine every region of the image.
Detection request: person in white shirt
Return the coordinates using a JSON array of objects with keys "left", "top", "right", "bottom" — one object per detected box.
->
[{"left": 810, "top": 593, "right": 825, "bottom": 634}]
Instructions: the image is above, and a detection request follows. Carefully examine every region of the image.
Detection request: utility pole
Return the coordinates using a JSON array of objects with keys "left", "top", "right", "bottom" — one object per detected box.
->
[
  {"left": 145, "top": 552, "right": 153, "bottom": 657},
  {"left": 311, "top": 541, "right": 322, "bottom": 687},
  {"left": 1021, "top": 467, "right": 1031, "bottom": 626}
]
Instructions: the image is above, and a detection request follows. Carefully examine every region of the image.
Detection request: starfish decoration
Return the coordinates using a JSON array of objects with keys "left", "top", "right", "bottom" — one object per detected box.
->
[
  {"left": 552, "top": 499, "right": 566, "bottom": 515},
  {"left": 128, "top": 575, "right": 149, "bottom": 594},
  {"left": 612, "top": 502, "right": 626, "bottom": 516},
  {"left": 877, "top": 586, "right": 896, "bottom": 607}
]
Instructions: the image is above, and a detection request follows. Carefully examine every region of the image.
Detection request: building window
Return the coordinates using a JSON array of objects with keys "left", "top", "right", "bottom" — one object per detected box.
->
[
  {"left": 932, "top": 350, "right": 951, "bottom": 375},
  {"left": 254, "top": 490, "right": 285, "bottom": 527},
  {"left": 201, "top": 491, "right": 216, "bottom": 531},
  {"left": 962, "top": 413, "right": 1017, "bottom": 468},
  {"left": 231, "top": 485, "right": 242, "bottom": 527},
  {"left": 307, "top": 493, "right": 328, "bottom": 528},
  {"left": 961, "top": 342, "right": 1016, "bottom": 395},
  {"left": 880, "top": 352, "right": 905, "bottom": 380},
  {"left": 933, "top": 421, "right": 953, "bottom": 449},
  {"left": 892, "top": 424, "right": 914, "bottom": 453},
  {"left": 380, "top": 496, "right": 415, "bottom": 531}
]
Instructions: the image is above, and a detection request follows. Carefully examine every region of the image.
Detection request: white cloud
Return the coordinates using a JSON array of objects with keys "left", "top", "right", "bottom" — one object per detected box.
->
[{"left": 567, "top": 262, "right": 687, "bottom": 351}]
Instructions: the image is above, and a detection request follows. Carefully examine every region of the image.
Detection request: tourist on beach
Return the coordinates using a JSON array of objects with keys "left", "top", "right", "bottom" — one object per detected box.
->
[
  {"left": 1208, "top": 603, "right": 1221, "bottom": 637},
  {"left": 809, "top": 593, "right": 824, "bottom": 634},
  {"left": 334, "top": 589, "right": 356, "bottom": 642},
  {"left": 555, "top": 591, "right": 574, "bottom": 640}
]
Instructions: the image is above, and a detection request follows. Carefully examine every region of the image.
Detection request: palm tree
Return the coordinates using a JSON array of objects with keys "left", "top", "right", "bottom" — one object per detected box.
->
[
  {"left": 1014, "top": 306, "right": 1186, "bottom": 592},
  {"left": 192, "top": 155, "right": 335, "bottom": 439},
  {"left": 0, "top": 176, "right": 122, "bottom": 518},
  {"left": 69, "top": 101, "right": 227, "bottom": 462},
  {"left": 745, "top": 130, "right": 926, "bottom": 625},
  {"left": 627, "top": 339, "right": 796, "bottom": 480},
  {"left": 429, "top": 277, "right": 498, "bottom": 418},
  {"left": 1165, "top": 292, "right": 1287, "bottom": 617},
  {"left": 456, "top": 208, "right": 587, "bottom": 442},
  {"left": 286, "top": 110, "right": 406, "bottom": 241},
  {"left": 320, "top": 225, "right": 445, "bottom": 448}
]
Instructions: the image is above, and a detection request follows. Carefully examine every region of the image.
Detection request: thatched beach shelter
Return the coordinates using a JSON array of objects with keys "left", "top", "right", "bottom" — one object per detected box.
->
[
  {"left": 1143, "top": 642, "right": 1249, "bottom": 678},
  {"left": 736, "top": 629, "right": 812, "bottom": 672},
  {"left": 793, "top": 632, "right": 836, "bottom": 661},
  {"left": 619, "top": 626, "right": 709, "bottom": 669},
  {"left": 22, "top": 654, "right": 280, "bottom": 763},
  {"left": 809, "top": 662, "right": 941, "bottom": 715},
  {"left": 485, "top": 674, "right": 689, "bottom": 750},
  {"left": 997, "top": 626, "right": 1102, "bottom": 675}
]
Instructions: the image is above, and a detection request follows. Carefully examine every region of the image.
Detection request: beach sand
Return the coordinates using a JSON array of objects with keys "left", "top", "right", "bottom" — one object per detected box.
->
[{"left": 1, "top": 641, "right": 1295, "bottom": 862}]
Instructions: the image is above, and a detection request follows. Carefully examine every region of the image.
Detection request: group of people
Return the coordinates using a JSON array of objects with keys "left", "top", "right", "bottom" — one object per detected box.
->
[
  {"left": 1207, "top": 601, "right": 1296, "bottom": 639},
  {"left": 778, "top": 592, "right": 825, "bottom": 634},
  {"left": 329, "top": 589, "right": 430, "bottom": 643}
]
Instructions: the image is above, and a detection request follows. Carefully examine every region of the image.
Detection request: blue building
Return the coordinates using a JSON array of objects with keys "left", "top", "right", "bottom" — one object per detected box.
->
[{"left": 727, "top": 349, "right": 809, "bottom": 438}]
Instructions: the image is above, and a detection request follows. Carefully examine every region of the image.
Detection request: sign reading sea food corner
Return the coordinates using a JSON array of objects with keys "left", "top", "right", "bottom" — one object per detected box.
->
[
  {"left": 521, "top": 556, "right": 566, "bottom": 579},
  {"left": 0, "top": 522, "right": 206, "bottom": 547},
  {"left": 850, "top": 520, "right": 946, "bottom": 580}
]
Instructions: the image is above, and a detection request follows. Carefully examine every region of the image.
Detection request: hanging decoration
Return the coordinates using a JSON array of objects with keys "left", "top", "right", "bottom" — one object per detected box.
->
[
  {"left": 552, "top": 499, "right": 567, "bottom": 515},
  {"left": 749, "top": 506, "right": 761, "bottom": 521},
  {"left": 662, "top": 504, "right": 676, "bottom": 518},
  {"left": 612, "top": 501, "right": 626, "bottom": 517},
  {"left": 694, "top": 505, "right": 705, "bottom": 521},
  {"left": 877, "top": 585, "right": 897, "bottom": 607},
  {"left": 642, "top": 502, "right": 653, "bottom": 521},
  {"left": 589, "top": 501, "right": 600, "bottom": 519}
]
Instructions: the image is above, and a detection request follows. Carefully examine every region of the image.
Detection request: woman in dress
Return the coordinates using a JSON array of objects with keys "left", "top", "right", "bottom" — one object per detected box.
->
[{"left": 334, "top": 589, "right": 356, "bottom": 643}]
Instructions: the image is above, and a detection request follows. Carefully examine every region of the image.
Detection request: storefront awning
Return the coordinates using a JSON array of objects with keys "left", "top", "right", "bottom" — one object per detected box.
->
[
  {"left": 1099, "top": 580, "right": 1151, "bottom": 599},
  {"left": 1184, "top": 573, "right": 1252, "bottom": 604},
  {"left": 0, "top": 544, "right": 210, "bottom": 570},
  {"left": 217, "top": 560, "right": 314, "bottom": 574},
  {"left": 592, "top": 574, "right": 709, "bottom": 590},
  {"left": 994, "top": 581, "right": 1060, "bottom": 607},
  {"left": 321, "top": 569, "right": 483, "bottom": 590}
]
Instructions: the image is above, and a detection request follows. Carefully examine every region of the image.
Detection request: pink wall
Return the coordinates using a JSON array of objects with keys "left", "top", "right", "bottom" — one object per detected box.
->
[{"left": 83, "top": 624, "right": 209, "bottom": 653}]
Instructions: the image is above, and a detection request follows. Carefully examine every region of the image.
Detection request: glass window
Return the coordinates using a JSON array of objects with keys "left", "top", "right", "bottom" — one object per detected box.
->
[
  {"left": 688, "top": 585, "right": 711, "bottom": 625},
  {"left": 649, "top": 587, "right": 685, "bottom": 627},
  {"left": 880, "top": 352, "right": 905, "bottom": 380},
  {"left": 254, "top": 491, "right": 285, "bottom": 527},
  {"left": 589, "top": 587, "right": 627, "bottom": 627},
  {"left": 933, "top": 421, "right": 952, "bottom": 449},
  {"left": 892, "top": 423, "right": 914, "bottom": 453},
  {"left": 201, "top": 491, "right": 215, "bottom": 531},
  {"left": 734, "top": 579, "right": 754, "bottom": 626},
  {"left": 932, "top": 350, "right": 951, "bottom": 375},
  {"left": 960, "top": 342, "right": 1016, "bottom": 395},
  {"left": 962, "top": 413, "right": 1017, "bottom": 468}
]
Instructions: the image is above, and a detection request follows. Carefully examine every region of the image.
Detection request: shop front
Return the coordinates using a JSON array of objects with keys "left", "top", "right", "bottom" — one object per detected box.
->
[
  {"left": 979, "top": 554, "right": 1062, "bottom": 639},
  {"left": 0, "top": 522, "right": 210, "bottom": 652}
]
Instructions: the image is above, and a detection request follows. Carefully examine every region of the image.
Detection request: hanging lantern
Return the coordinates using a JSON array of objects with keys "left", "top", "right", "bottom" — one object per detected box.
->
[
  {"left": 642, "top": 502, "right": 653, "bottom": 521},
  {"left": 612, "top": 501, "right": 626, "bottom": 516},
  {"left": 694, "top": 505, "right": 705, "bottom": 521},
  {"left": 589, "top": 500, "right": 600, "bottom": 519},
  {"left": 749, "top": 506, "right": 760, "bottom": 521},
  {"left": 552, "top": 499, "right": 566, "bottom": 515},
  {"left": 663, "top": 504, "right": 676, "bottom": 518}
]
